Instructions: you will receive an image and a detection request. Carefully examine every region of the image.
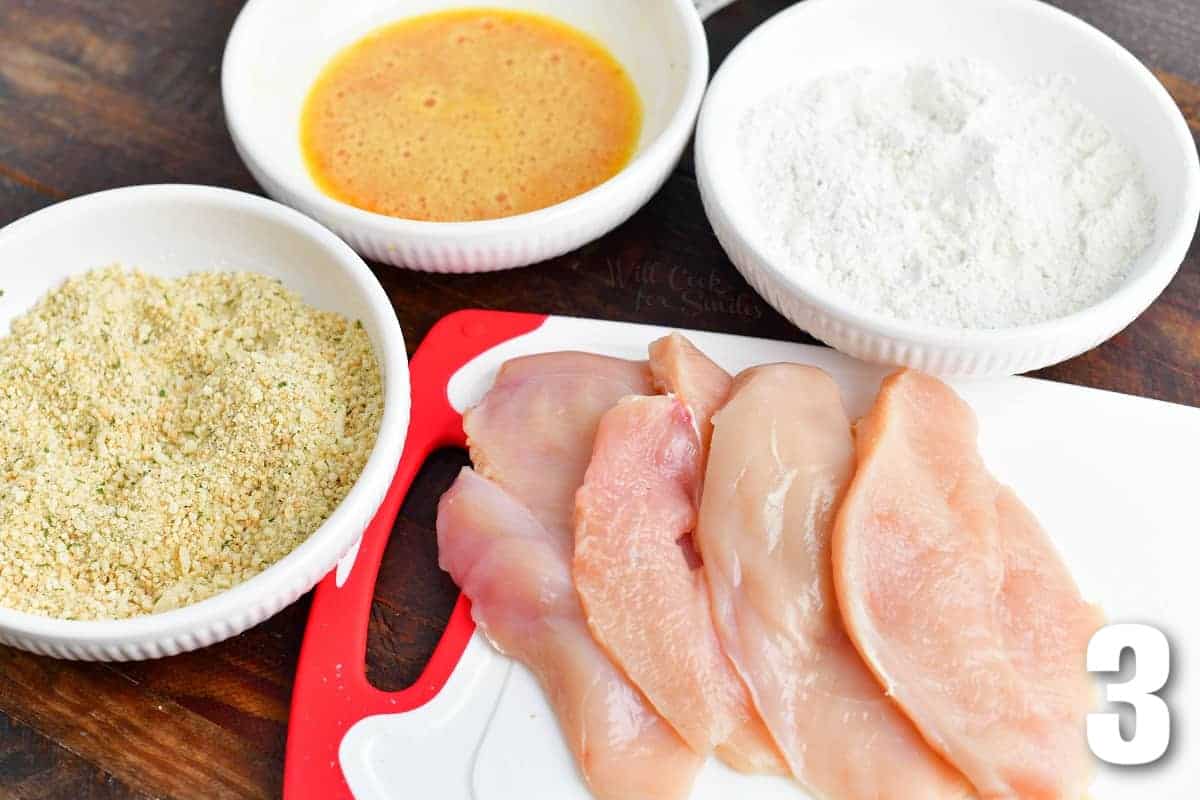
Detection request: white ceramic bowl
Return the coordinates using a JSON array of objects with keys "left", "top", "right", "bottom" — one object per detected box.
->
[
  {"left": 696, "top": 0, "right": 1200, "bottom": 377},
  {"left": 222, "top": 0, "right": 709, "bottom": 272},
  {"left": 0, "top": 185, "right": 410, "bottom": 660}
]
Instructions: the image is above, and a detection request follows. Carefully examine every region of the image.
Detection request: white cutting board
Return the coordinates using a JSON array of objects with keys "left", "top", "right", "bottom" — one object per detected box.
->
[{"left": 340, "top": 316, "right": 1199, "bottom": 799}]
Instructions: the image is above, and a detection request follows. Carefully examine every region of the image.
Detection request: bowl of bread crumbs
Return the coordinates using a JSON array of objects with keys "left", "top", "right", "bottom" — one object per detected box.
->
[{"left": 0, "top": 184, "right": 409, "bottom": 660}]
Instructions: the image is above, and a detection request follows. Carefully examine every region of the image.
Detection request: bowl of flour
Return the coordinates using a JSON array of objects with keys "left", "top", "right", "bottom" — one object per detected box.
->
[{"left": 696, "top": 0, "right": 1200, "bottom": 377}]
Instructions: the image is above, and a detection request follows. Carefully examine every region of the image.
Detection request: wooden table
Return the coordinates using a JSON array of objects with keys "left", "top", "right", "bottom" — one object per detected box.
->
[{"left": 0, "top": 1, "right": 1195, "bottom": 797}]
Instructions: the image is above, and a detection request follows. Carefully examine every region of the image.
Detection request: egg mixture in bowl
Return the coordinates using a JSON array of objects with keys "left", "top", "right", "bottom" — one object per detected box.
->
[
  {"left": 223, "top": 0, "right": 709, "bottom": 271},
  {"left": 301, "top": 8, "right": 643, "bottom": 222}
]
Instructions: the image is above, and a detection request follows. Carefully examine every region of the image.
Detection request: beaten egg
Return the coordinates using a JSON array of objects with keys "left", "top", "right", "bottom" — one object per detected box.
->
[{"left": 300, "top": 8, "right": 643, "bottom": 222}]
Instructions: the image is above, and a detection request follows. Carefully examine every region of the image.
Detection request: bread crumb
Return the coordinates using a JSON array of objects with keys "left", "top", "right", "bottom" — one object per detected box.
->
[{"left": 0, "top": 267, "right": 383, "bottom": 620}]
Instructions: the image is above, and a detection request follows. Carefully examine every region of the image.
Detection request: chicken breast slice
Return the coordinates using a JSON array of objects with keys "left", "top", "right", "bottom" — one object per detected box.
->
[
  {"left": 574, "top": 394, "right": 785, "bottom": 775},
  {"left": 833, "top": 370, "right": 1103, "bottom": 799},
  {"left": 652, "top": 333, "right": 785, "bottom": 772},
  {"left": 463, "top": 351, "right": 653, "bottom": 539},
  {"left": 648, "top": 333, "right": 733, "bottom": 458},
  {"left": 438, "top": 468, "right": 701, "bottom": 800},
  {"left": 697, "top": 365, "right": 975, "bottom": 799}
]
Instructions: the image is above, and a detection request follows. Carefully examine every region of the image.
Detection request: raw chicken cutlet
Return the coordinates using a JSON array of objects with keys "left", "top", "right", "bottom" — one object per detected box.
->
[
  {"left": 833, "top": 370, "right": 1103, "bottom": 800},
  {"left": 574, "top": 335, "right": 784, "bottom": 773},
  {"left": 696, "top": 364, "right": 975, "bottom": 799},
  {"left": 449, "top": 349, "right": 700, "bottom": 796},
  {"left": 648, "top": 333, "right": 732, "bottom": 458},
  {"left": 438, "top": 469, "right": 701, "bottom": 800},
  {"left": 463, "top": 351, "right": 652, "bottom": 538}
]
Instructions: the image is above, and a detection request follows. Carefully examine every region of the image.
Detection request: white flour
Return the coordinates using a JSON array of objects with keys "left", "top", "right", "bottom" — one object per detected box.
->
[{"left": 739, "top": 59, "right": 1157, "bottom": 329}]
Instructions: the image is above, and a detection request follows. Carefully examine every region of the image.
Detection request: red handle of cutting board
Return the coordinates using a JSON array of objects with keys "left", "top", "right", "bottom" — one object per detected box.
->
[{"left": 283, "top": 309, "right": 548, "bottom": 800}]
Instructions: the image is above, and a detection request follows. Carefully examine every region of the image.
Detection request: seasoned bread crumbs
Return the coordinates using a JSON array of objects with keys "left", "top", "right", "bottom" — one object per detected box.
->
[{"left": 0, "top": 267, "right": 383, "bottom": 619}]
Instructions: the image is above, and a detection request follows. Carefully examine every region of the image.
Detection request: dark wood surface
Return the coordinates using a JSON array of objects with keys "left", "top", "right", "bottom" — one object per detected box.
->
[{"left": 0, "top": 1, "right": 1196, "bottom": 797}]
